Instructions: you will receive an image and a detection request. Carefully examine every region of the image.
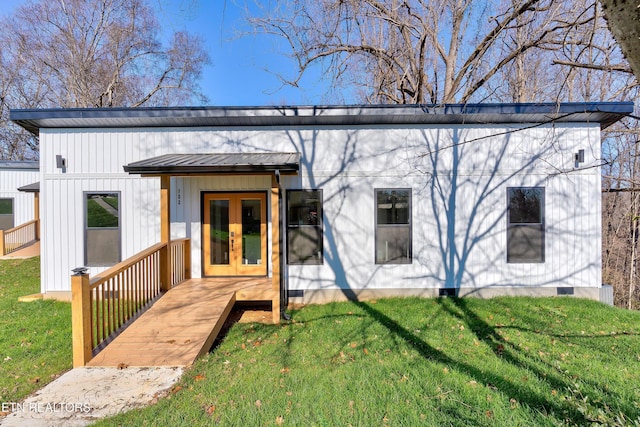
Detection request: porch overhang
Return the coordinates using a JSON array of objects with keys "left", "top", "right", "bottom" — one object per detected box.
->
[
  {"left": 123, "top": 153, "right": 300, "bottom": 176},
  {"left": 18, "top": 182, "right": 40, "bottom": 193},
  {"left": 124, "top": 153, "right": 288, "bottom": 322}
]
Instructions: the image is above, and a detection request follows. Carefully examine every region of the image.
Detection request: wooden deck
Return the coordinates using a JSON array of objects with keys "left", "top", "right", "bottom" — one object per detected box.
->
[
  {"left": 87, "top": 277, "right": 277, "bottom": 367},
  {"left": 0, "top": 240, "right": 39, "bottom": 259}
]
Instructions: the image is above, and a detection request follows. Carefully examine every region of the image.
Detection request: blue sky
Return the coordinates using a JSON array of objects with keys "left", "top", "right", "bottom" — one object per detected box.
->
[{"left": 0, "top": 0, "right": 335, "bottom": 106}]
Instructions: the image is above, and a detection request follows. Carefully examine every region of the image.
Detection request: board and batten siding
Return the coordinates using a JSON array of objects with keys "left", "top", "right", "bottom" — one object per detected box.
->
[
  {"left": 0, "top": 166, "right": 39, "bottom": 227},
  {"left": 40, "top": 131, "right": 161, "bottom": 293},
  {"left": 39, "top": 122, "right": 602, "bottom": 297}
]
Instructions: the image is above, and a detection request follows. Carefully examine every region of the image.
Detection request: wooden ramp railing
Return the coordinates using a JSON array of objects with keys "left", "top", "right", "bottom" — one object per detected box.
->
[
  {"left": 170, "top": 239, "right": 191, "bottom": 284},
  {"left": 72, "top": 238, "right": 191, "bottom": 367},
  {"left": 0, "top": 220, "right": 38, "bottom": 256}
]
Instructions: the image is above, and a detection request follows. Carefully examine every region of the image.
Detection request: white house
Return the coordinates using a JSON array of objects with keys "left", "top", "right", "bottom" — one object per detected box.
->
[
  {"left": 0, "top": 161, "right": 39, "bottom": 230},
  {"left": 0, "top": 161, "right": 40, "bottom": 256},
  {"left": 10, "top": 103, "right": 633, "bottom": 312}
]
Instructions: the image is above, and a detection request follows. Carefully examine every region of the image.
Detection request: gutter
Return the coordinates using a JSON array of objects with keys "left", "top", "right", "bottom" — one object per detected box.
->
[{"left": 274, "top": 170, "right": 291, "bottom": 321}]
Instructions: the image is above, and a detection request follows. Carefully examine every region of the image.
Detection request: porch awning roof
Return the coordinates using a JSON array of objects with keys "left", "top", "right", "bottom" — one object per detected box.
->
[
  {"left": 18, "top": 182, "right": 40, "bottom": 192},
  {"left": 123, "top": 153, "right": 300, "bottom": 175}
]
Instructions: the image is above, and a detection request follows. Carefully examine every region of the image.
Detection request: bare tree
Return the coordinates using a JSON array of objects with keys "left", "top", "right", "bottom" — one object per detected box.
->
[
  {"left": 550, "top": 2, "right": 640, "bottom": 310},
  {"left": 0, "top": 0, "right": 210, "bottom": 159},
  {"left": 246, "top": 0, "right": 620, "bottom": 104},
  {"left": 602, "top": 121, "right": 640, "bottom": 309}
]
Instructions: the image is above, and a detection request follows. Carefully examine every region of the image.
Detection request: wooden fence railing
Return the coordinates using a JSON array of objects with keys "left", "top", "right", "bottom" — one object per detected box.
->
[
  {"left": 170, "top": 238, "right": 191, "bottom": 285},
  {"left": 0, "top": 220, "right": 38, "bottom": 256},
  {"left": 71, "top": 238, "right": 191, "bottom": 367}
]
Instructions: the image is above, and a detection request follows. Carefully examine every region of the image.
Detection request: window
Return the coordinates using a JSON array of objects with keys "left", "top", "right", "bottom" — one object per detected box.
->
[
  {"left": 286, "top": 190, "right": 323, "bottom": 265},
  {"left": 507, "top": 187, "right": 544, "bottom": 263},
  {"left": 375, "top": 189, "right": 412, "bottom": 264},
  {"left": 85, "top": 193, "right": 121, "bottom": 266},
  {"left": 0, "top": 198, "right": 14, "bottom": 230}
]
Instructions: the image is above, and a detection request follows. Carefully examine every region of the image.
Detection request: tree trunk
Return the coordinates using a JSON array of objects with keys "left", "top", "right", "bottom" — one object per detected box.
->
[{"left": 600, "top": 0, "right": 640, "bottom": 82}]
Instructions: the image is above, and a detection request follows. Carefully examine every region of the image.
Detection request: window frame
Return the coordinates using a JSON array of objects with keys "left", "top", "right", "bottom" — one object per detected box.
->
[
  {"left": 375, "top": 188, "right": 412, "bottom": 265},
  {"left": 506, "top": 187, "right": 545, "bottom": 263},
  {"left": 0, "top": 198, "right": 14, "bottom": 230},
  {"left": 84, "top": 192, "right": 121, "bottom": 267},
  {"left": 286, "top": 189, "right": 323, "bottom": 265}
]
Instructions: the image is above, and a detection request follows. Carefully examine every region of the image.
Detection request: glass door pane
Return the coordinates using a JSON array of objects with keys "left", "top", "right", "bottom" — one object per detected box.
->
[
  {"left": 241, "top": 199, "right": 262, "bottom": 265},
  {"left": 203, "top": 192, "right": 267, "bottom": 277},
  {"left": 210, "top": 199, "right": 230, "bottom": 265}
]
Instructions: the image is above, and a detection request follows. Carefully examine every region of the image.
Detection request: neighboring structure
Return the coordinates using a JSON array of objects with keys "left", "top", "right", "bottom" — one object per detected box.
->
[
  {"left": 0, "top": 161, "right": 39, "bottom": 230},
  {"left": 0, "top": 161, "right": 40, "bottom": 256},
  {"left": 10, "top": 103, "right": 634, "bottom": 308}
]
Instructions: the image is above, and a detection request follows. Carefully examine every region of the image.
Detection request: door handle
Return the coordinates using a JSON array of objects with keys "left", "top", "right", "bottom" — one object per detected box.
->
[{"left": 231, "top": 239, "right": 234, "bottom": 251}]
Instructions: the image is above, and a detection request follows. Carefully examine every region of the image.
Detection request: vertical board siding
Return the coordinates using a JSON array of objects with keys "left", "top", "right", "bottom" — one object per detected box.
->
[
  {"left": 41, "top": 129, "right": 164, "bottom": 291},
  {"left": 40, "top": 122, "right": 603, "bottom": 294},
  {"left": 0, "top": 168, "right": 39, "bottom": 226},
  {"left": 42, "top": 176, "right": 160, "bottom": 292}
]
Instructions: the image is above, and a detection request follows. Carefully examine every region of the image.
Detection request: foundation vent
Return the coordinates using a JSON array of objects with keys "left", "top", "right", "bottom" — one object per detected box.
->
[{"left": 439, "top": 288, "right": 457, "bottom": 297}]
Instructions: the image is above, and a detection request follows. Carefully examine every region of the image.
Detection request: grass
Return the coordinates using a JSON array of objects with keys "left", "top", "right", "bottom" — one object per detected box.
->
[
  {"left": 0, "top": 260, "right": 638, "bottom": 425},
  {"left": 95, "top": 296, "right": 640, "bottom": 426},
  {"left": 0, "top": 257, "right": 72, "bottom": 403},
  {"left": 87, "top": 196, "right": 118, "bottom": 228}
]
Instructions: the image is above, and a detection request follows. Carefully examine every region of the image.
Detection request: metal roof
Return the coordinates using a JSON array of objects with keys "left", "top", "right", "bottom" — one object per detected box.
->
[
  {"left": 10, "top": 102, "right": 634, "bottom": 135},
  {"left": 123, "top": 153, "right": 300, "bottom": 175},
  {"left": 17, "top": 182, "right": 40, "bottom": 192},
  {"left": 0, "top": 160, "right": 39, "bottom": 170}
]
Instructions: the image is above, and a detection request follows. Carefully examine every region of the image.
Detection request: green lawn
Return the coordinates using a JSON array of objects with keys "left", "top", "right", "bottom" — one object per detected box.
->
[
  {"left": 95, "top": 296, "right": 640, "bottom": 426},
  {"left": 0, "top": 257, "right": 72, "bottom": 403},
  {"left": 1, "top": 259, "right": 638, "bottom": 426}
]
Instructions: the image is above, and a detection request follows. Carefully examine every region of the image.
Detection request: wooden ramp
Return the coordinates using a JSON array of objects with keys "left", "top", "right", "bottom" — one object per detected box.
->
[{"left": 87, "top": 278, "right": 276, "bottom": 367}]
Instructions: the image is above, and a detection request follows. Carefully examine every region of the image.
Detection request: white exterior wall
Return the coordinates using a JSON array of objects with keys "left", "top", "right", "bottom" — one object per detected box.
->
[
  {"left": 0, "top": 165, "right": 39, "bottom": 226},
  {"left": 39, "top": 122, "right": 602, "bottom": 299}
]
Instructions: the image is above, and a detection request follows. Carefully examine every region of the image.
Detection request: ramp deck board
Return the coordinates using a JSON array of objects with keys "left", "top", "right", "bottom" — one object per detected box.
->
[{"left": 87, "top": 278, "right": 275, "bottom": 367}]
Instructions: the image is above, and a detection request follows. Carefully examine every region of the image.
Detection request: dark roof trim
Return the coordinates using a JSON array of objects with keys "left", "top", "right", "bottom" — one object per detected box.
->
[
  {"left": 0, "top": 160, "right": 39, "bottom": 170},
  {"left": 18, "top": 182, "right": 40, "bottom": 192},
  {"left": 124, "top": 153, "right": 300, "bottom": 176},
  {"left": 10, "top": 102, "right": 634, "bottom": 136}
]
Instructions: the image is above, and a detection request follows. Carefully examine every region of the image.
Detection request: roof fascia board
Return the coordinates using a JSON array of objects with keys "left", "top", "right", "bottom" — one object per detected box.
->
[{"left": 10, "top": 102, "right": 635, "bottom": 136}]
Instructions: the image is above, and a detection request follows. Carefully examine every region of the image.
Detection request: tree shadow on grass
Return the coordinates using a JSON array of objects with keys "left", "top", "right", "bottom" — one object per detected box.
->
[
  {"left": 441, "top": 297, "right": 639, "bottom": 423},
  {"left": 350, "top": 297, "right": 591, "bottom": 424}
]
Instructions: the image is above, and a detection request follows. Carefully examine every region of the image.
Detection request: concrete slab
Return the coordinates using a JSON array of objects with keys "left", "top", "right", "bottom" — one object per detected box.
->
[{"left": 0, "top": 366, "right": 183, "bottom": 426}]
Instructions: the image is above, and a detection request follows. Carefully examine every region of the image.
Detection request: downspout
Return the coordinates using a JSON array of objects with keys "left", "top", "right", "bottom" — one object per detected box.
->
[{"left": 275, "top": 170, "right": 291, "bottom": 320}]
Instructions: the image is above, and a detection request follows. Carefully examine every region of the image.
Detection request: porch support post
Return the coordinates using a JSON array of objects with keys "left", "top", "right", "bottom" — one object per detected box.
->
[
  {"left": 72, "top": 272, "right": 92, "bottom": 367},
  {"left": 34, "top": 191, "right": 40, "bottom": 240},
  {"left": 160, "top": 176, "right": 171, "bottom": 292},
  {"left": 0, "top": 230, "right": 5, "bottom": 256},
  {"left": 271, "top": 175, "right": 281, "bottom": 324}
]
